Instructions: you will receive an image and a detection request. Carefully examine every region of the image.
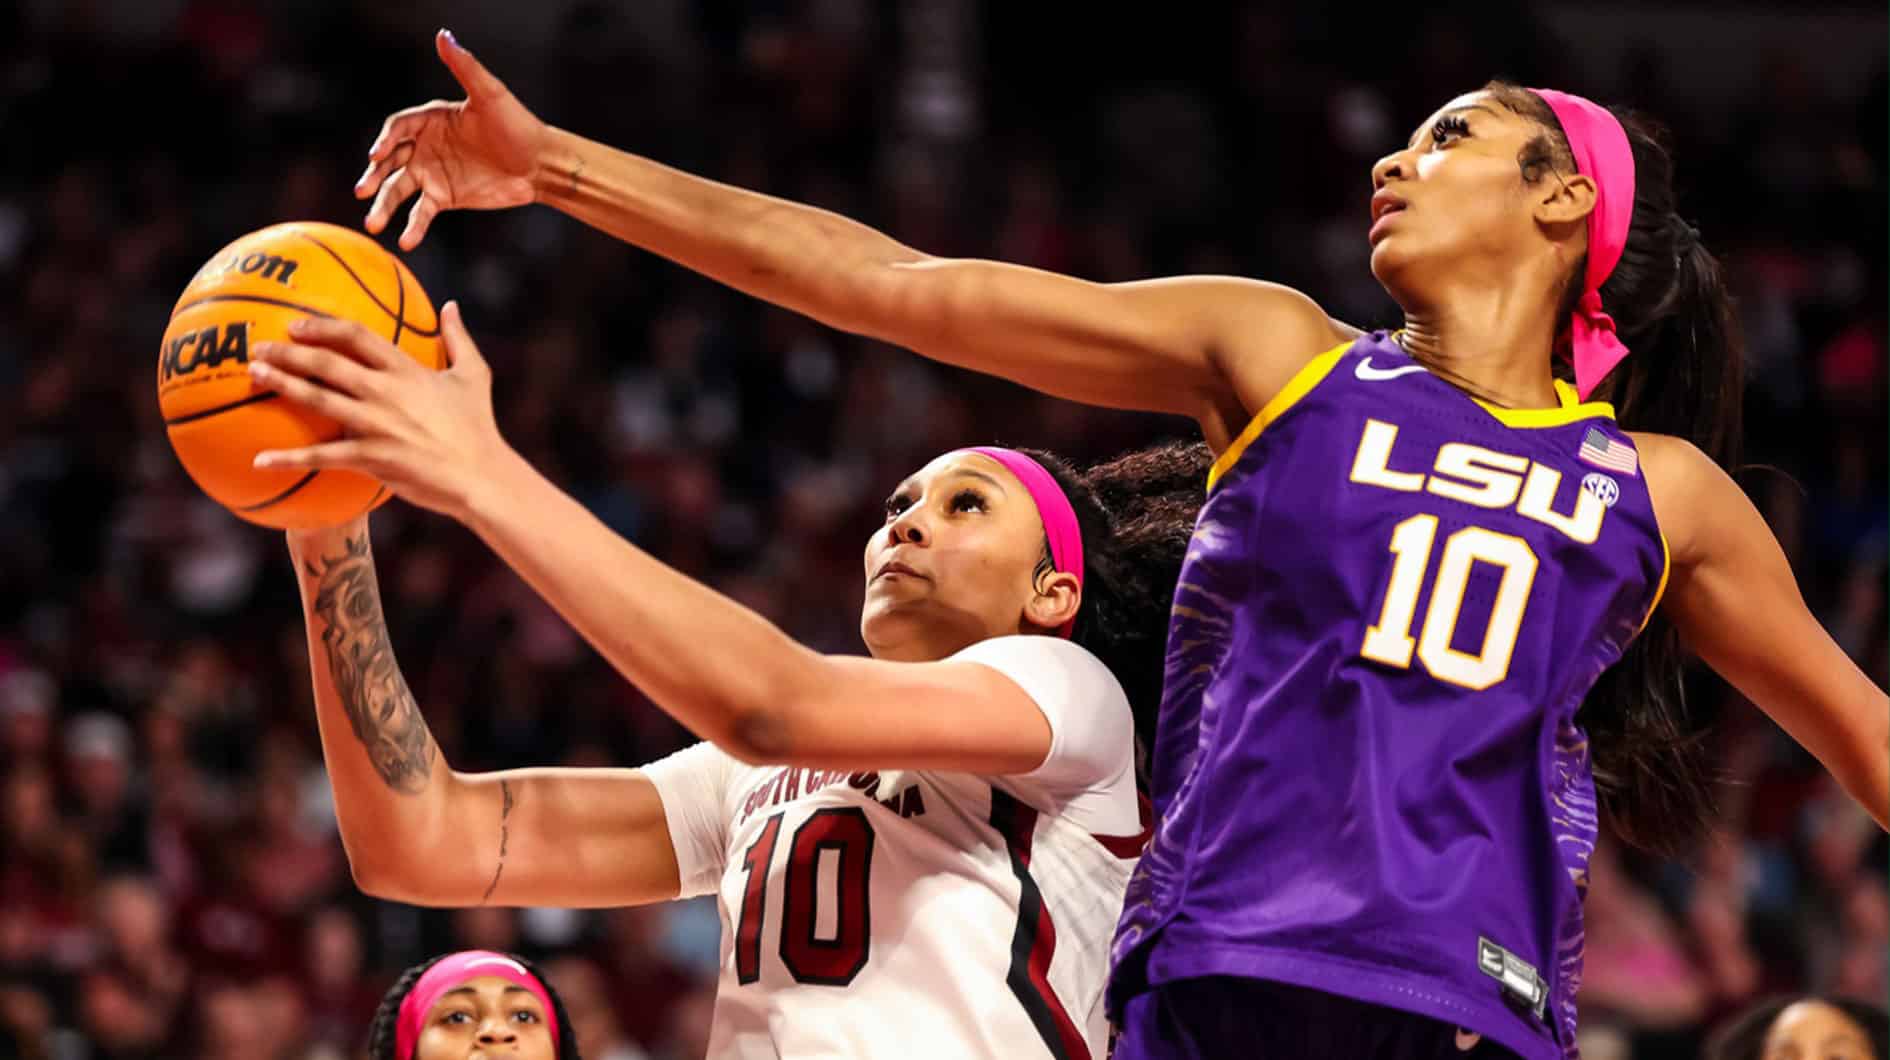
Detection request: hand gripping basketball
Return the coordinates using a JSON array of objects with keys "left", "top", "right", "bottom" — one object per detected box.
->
[
  {"left": 357, "top": 29, "right": 548, "bottom": 250},
  {"left": 248, "top": 302, "right": 508, "bottom": 520}
]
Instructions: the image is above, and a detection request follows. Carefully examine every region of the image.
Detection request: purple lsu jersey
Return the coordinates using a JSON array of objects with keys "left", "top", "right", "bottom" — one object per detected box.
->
[{"left": 1109, "top": 332, "right": 1667, "bottom": 1060}]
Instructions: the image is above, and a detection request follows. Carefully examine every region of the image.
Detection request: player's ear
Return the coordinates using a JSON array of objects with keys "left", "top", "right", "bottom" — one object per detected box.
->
[
  {"left": 1023, "top": 570, "right": 1080, "bottom": 633},
  {"left": 1535, "top": 172, "right": 1597, "bottom": 227}
]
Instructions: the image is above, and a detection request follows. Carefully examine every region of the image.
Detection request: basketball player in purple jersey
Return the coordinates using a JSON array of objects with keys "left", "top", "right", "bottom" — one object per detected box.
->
[{"left": 348, "top": 32, "right": 1889, "bottom": 1058}]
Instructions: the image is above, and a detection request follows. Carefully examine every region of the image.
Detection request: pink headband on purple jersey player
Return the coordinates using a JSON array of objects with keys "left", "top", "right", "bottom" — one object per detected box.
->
[
  {"left": 962, "top": 446, "right": 1085, "bottom": 639},
  {"left": 395, "top": 951, "right": 561, "bottom": 1060},
  {"left": 1531, "top": 88, "right": 1637, "bottom": 400}
]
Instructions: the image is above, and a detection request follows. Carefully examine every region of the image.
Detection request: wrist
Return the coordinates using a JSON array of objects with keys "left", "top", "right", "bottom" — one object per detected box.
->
[
  {"left": 286, "top": 516, "right": 369, "bottom": 557},
  {"left": 530, "top": 125, "right": 586, "bottom": 205},
  {"left": 460, "top": 444, "right": 539, "bottom": 536}
]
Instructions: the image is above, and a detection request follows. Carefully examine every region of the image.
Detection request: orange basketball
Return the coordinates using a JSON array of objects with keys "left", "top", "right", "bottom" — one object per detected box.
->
[{"left": 158, "top": 222, "right": 443, "bottom": 530}]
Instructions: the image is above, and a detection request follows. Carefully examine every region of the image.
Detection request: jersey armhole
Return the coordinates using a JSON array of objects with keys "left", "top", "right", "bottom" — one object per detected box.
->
[
  {"left": 1208, "top": 341, "right": 1352, "bottom": 491},
  {"left": 1633, "top": 531, "right": 1671, "bottom": 636}
]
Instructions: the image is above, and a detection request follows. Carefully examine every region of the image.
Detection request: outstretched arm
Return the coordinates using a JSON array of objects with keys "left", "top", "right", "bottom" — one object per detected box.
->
[
  {"left": 253, "top": 314, "right": 1069, "bottom": 777},
  {"left": 290, "top": 520, "right": 685, "bottom": 908},
  {"left": 355, "top": 30, "right": 1348, "bottom": 426},
  {"left": 1643, "top": 436, "right": 1889, "bottom": 829}
]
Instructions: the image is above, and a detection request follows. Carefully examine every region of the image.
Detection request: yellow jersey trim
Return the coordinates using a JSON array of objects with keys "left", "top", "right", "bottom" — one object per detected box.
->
[
  {"left": 1473, "top": 378, "right": 1616, "bottom": 429},
  {"left": 1634, "top": 532, "right": 1671, "bottom": 636},
  {"left": 1208, "top": 342, "right": 1350, "bottom": 491}
]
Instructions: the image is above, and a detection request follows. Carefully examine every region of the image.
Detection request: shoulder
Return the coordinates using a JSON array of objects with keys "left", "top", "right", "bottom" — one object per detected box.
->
[
  {"left": 949, "top": 636, "right": 1133, "bottom": 762},
  {"left": 643, "top": 740, "right": 758, "bottom": 797},
  {"left": 959, "top": 637, "right": 1138, "bottom": 808},
  {"left": 1624, "top": 431, "right": 1736, "bottom": 568},
  {"left": 1149, "top": 277, "right": 1358, "bottom": 446},
  {"left": 950, "top": 636, "right": 1127, "bottom": 706}
]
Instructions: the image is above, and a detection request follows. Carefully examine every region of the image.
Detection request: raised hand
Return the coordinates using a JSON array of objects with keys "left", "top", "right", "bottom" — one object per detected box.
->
[
  {"left": 356, "top": 29, "right": 549, "bottom": 250},
  {"left": 247, "top": 303, "right": 513, "bottom": 520}
]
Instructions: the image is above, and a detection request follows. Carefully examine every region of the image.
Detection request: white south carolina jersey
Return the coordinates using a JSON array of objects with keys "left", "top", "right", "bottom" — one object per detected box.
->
[{"left": 642, "top": 635, "right": 1148, "bottom": 1060}]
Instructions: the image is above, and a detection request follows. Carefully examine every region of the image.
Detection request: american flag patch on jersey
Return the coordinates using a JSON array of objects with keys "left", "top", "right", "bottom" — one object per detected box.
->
[{"left": 1577, "top": 427, "right": 1638, "bottom": 476}]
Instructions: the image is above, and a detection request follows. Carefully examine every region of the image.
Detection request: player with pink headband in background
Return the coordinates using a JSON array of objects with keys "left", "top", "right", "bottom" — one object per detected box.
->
[
  {"left": 341, "top": 42, "right": 1890, "bottom": 1057},
  {"left": 368, "top": 950, "right": 575, "bottom": 1060},
  {"left": 246, "top": 280, "right": 1210, "bottom": 1054}
]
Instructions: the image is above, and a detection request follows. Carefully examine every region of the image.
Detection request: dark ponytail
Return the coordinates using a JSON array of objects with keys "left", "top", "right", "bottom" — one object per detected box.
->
[
  {"left": 1016, "top": 441, "right": 1213, "bottom": 777},
  {"left": 367, "top": 952, "right": 584, "bottom": 1060},
  {"left": 1489, "top": 81, "right": 1745, "bottom": 854}
]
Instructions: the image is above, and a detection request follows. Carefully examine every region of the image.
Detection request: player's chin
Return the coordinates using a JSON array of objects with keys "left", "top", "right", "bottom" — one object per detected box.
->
[
  {"left": 859, "top": 593, "right": 929, "bottom": 649},
  {"left": 1367, "top": 239, "right": 1420, "bottom": 299}
]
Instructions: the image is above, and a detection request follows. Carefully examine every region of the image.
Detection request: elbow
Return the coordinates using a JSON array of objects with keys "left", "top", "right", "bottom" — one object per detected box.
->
[
  {"left": 344, "top": 849, "right": 415, "bottom": 902},
  {"left": 710, "top": 646, "right": 837, "bottom": 765},
  {"left": 347, "top": 852, "right": 461, "bottom": 907},
  {"left": 339, "top": 835, "right": 458, "bottom": 906},
  {"left": 722, "top": 705, "right": 795, "bottom": 765},
  {"left": 841, "top": 256, "right": 940, "bottom": 342}
]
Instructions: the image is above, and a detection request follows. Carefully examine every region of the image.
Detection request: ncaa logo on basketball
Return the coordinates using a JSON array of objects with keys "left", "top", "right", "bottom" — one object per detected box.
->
[{"left": 1581, "top": 472, "right": 1619, "bottom": 508}]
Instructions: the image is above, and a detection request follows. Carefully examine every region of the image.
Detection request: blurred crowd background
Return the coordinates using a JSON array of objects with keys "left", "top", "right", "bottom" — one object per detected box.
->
[{"left": 0, "top": 1, "right": 1883, "bottom": 1058}]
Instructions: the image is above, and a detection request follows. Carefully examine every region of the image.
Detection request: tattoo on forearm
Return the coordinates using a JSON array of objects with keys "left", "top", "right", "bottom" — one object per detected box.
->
[
  {"left": 308, "top": 532, "right": 437, "bottom": 794},
  {"left": 568, "top": 159, "right": 584, "bottom": 196},
  {"left": 480, "top": 779, "right": 514, "bottom": 905}
]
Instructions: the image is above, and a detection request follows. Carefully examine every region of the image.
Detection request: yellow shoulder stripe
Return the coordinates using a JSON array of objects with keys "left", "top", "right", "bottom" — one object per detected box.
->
[
  {"left": 1207, "top": 341, "right": 1351, "bottom": 491},
  {"left": 1634, "top": 532, "right": 1671, "bottom": 636}
]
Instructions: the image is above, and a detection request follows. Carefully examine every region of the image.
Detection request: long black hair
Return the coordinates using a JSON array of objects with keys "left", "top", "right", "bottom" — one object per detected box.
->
[
  {"left": 1486, "top": 81, "right": 1745, "bottom": 853},
  {"left": 366, "top": 952, "right": 582, "bottom": 1060},
  {"left": 1015, "top": 441, "right": 1212, "bottom": 774},
  {"left": 1705, "top": 996, "right": 1889, "bottom": 1060}
]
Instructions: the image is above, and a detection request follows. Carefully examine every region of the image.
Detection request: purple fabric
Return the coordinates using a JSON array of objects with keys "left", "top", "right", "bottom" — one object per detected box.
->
[{"left": 1110, "top": 333, "right": 1666, "bottom": 1060}]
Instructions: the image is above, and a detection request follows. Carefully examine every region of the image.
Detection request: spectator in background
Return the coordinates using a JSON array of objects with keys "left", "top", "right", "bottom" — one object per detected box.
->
[
  {"left": 87, "top": 875, "right": 189, "bottom": 1038},
  {"left": 63, "top": 714, "right": 147, "bottom": 873},
  {"left": 0, "top": 975, "right": 55, "bottom": 1060},
  {"left": 1577, "top": 839, "right": 1708, "bottom": 1046},
  {"left": 366, "top": 951, "right": 577, "bottom": 1060},
  {"left": 304, "top": 906, "right": 381, "bottom": 1055},
  {"left": 540, "top": 956, "right": 650, "bottom": 1060},
  {"left": 1706, "top": 996, "right": 1888, "bottom": 1060}
]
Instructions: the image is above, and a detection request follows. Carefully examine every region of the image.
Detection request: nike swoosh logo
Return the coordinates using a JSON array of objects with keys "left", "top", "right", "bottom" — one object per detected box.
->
[{"left": 1354, "top": 359, "right": 1429, "bottom": 382}]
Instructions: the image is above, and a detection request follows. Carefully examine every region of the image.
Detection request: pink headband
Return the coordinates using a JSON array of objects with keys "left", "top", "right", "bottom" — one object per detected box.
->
[
  {"left": 962, "top": 447, "right": 1084, "bottom": 638},
  {"left": 395, "top": 951, "right": 560, "bottom": 1060},
  {"left": 1532, "top": 88, "right": 1636, "bottom": 400}
]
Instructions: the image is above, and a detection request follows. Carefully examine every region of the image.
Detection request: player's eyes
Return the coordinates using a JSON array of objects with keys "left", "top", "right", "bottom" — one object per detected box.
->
[
  {"left": 511, "top": 1010, "right": 540, "bottom": 1024},
  {"left": 950, "top": 488, "right": 987, "bottom": 513},
  {"left": 883, "top": 492, "right": 913, "bottom": 519},
  {"left": 1430, "top": 113, "right": 1471, "bottom": 146}
]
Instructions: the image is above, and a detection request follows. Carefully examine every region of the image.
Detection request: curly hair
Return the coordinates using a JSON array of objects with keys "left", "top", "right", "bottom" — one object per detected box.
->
[
  {"left": 365, "top": 952, "right": 583, "bottom": 1060},
  {"left": 1014, "top": 440, "right": 1213, "bottom": 776}
]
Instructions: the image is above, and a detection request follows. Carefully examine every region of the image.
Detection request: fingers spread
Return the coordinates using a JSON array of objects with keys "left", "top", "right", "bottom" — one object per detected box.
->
[
  {"left": 251, "top": 340, "right": 388, "bottom": 397},
  {"left": 246, "top": 360, "right": 379, "bottom": 435},
  {"left": 282, "top": 317, "right": 404, "bottom": 371},
  {"left": 365, "top": 166, "right": 420, "bottom": 235},
  {"left": 368, "top": 104, "right": 437, "bottom": 161},
  {"left": 356, "top": 141, "right": 413, "bottom": 200},
  {"left": 400, "top": 194, "right": 441, "bottom": 252},
  {"left": 253, "top": 438, "right": 381, "bottom": 473}
]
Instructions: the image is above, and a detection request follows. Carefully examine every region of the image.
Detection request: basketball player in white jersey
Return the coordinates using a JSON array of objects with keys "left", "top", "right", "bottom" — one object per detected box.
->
[{"left": 258, "top": 313, "right": 1206, "bottom": 1058}]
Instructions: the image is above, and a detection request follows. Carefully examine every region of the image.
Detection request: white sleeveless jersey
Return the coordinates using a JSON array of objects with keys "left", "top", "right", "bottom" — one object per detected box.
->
[{"left": 643, "top": 636, "right": 1147, "bottom": 1060}]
